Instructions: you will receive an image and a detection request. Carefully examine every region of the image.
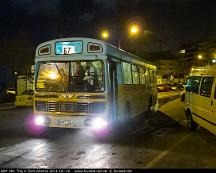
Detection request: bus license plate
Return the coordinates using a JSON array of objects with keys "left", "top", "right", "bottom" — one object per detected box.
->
[{"left": 57, "top": 119, "right": 73, "bottom": 126}]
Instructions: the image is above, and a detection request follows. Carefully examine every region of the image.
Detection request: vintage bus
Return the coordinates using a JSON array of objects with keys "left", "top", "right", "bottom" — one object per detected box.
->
[{"left": 33, "top": 37, "right": 157, "bottom": 132}]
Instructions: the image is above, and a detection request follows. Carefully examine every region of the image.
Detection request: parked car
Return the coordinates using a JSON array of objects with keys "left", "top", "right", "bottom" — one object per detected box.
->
[
  {"left": 170, "top": 84, "right": 178, "bottom": 91},
  {"left": 3, "top": 88, "right": 16, "bottom": 103},
  {"left": 15, "top": 90, "right": 34, "bottom": 106},
  {"left": 157, "top": 84, "right": 172, "bottom": 92}
]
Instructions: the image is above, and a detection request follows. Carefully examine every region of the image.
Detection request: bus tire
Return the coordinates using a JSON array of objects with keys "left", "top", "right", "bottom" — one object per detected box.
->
[{"left": 186, "top": 110, "right": 198, "bottom": 131}]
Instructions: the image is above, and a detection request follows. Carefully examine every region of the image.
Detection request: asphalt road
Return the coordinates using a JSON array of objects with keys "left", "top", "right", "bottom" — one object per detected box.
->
[{"left": 0, "top": 93, "right": 216, "bottom": 169}]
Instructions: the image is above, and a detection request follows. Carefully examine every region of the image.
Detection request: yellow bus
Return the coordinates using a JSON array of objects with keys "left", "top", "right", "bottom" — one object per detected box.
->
[{"left": 32, "top": 37, "right": 157, "bottom": 133}]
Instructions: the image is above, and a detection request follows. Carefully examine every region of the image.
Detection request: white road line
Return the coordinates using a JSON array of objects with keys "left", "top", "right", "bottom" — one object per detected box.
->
[{"left": 145, "top": 132, "right": 192, "bottom": 168}]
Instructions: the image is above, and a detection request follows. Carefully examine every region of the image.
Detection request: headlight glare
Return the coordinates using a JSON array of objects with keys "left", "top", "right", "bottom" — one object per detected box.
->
[
  {"left": 34, "top": 116, "right": 45, "bottom": 126},
  {"left": 91, "top": 117, "right": 108, "bottom": 130}
]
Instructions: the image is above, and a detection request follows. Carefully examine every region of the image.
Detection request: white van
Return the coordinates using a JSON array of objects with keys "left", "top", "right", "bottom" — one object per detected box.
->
[{"left": 185, "top": 65, "right": 216, "bottom": 135}]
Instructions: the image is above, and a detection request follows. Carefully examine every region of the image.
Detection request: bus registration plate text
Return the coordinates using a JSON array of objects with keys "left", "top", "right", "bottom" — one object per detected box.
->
[{"left": 57, "top": 119, "right": 73, "bottom": 126}]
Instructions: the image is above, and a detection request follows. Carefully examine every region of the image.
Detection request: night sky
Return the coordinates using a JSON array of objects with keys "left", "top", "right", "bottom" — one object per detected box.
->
[{"left": 1, "top": 0, "right": 216, "bottom": 53}]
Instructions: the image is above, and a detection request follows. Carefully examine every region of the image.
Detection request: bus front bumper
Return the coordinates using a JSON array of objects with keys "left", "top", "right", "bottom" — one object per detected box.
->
[{"left": 33, "top": 114, "right": 109, "bottom": 130}]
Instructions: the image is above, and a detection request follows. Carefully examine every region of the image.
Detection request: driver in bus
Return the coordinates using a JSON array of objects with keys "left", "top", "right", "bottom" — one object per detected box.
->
[
  {"left": 83, "top": 62, "right": 98, "bottom": 91},
  {"left": 69, "top": 62, "right": 85, "bottom": 91}
]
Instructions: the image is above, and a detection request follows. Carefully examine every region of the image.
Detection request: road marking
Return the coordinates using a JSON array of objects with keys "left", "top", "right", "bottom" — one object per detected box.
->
[{"left": 145, "top": 132, "right": 192, "bottom": 168}]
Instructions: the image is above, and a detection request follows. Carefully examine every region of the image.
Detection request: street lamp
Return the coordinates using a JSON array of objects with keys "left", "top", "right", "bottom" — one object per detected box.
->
[
  {"left": 129, "top": 24, "right": 140, "bottom": 35},
  {"left": 118, "top": 23, "right": 141, "bottom": 49},
  {"left": 198, "top": 54, "right": 203, "bottom": 60},
  {"left": 101, "top": 30, "right": 109, "bottom": 40}
]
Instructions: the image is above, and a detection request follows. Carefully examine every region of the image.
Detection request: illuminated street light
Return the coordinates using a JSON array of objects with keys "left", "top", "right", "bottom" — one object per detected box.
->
[
  {"left": 198, "top": 54, "right": 203, "bottom": 60},
  {"left": 118, "top": 22, "right": 142, "bottom": 49},
  {"left": 101, "top": 30, "right": 109, "bottom": 40},
  {"left": 129, "top": 24, "right": 140, "bottom": 35}
]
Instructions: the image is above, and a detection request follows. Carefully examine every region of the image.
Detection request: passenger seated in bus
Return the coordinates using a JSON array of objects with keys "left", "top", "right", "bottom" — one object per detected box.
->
[
  {"left": 69, "top": 62, "right": 85, "bottom": 91},
  {"left": 83, "top": 62, "right": 98, "bottom": 91}
]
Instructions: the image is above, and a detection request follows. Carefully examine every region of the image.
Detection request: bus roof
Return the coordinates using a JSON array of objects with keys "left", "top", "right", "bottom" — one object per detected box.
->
[{"left": 36, "top": 37, "right": 156, "bottom": 70}]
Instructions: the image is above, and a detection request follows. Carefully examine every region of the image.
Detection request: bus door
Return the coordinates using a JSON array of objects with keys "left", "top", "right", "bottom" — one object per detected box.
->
[{"left": 108, "top": 59, "right": 120, "bottom": 126}]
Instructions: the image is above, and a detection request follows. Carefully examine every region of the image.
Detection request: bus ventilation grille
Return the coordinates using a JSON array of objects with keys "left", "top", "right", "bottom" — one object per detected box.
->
[{"left": 35, "top": 101, "right": 105, "bottom": 113}]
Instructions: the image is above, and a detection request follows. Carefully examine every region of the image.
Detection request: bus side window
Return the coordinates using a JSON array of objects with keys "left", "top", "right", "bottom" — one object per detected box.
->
[
  {"left": 117, "top": 62, "right": 123, "bottom": 84},
  {"left": 122, "top": 62, "right": 132, "bottom": 84},
  {"left": 200, "top": 77, "right": 214, "bottom": 97},
  {"left": 139, "top": 66, "right": 145, "bottom": 84},
  {"left": 145, "top": 68, "right": 150, "bottom": 83},
  {"left": 132, "top": 64, "right": 139, "bottom": 84}
]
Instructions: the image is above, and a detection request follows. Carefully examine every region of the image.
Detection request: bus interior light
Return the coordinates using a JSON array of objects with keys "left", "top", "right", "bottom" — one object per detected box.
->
[{"left": 47, "top": 72, "right": 58, "bottom": 80}]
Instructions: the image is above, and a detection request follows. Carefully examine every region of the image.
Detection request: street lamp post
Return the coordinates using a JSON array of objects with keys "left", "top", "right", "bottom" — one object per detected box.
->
[{"left": 118, "top": 23, "right": 141, "bottom": 49}]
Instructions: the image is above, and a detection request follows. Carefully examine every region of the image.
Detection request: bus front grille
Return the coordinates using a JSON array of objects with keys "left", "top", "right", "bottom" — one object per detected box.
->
[{"left": 35, "top": 101, "right": 105, "bottom": 113}]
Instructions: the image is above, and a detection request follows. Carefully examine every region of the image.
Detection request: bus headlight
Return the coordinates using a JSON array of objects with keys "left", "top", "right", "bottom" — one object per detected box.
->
[
  {"left": 34, "top": 116, "right": 45, "bottom": 126},
  {"left": 91, "top": 117, "right": 108, "bottom": 130}
]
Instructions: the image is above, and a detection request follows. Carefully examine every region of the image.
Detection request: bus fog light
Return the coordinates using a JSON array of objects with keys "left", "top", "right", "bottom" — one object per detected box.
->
[
  {"left": 34, "top": 116, "right": 45, "bottom": 126},
  {"left": 91, "top": 118, "right": 108, "bottom": 130}
]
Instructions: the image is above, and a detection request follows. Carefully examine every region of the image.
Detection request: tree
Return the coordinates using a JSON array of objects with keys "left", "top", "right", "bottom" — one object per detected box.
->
[{"left": 0, "top": 34, "right": 35, "bottom": 75}]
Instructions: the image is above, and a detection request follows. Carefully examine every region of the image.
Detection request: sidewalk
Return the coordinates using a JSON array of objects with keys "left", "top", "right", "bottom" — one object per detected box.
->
[{"left": 157, "top": 90, "right": 181, "bottom": 99}]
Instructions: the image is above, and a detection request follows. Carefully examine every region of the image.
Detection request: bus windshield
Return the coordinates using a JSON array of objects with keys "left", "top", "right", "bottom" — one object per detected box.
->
[{"left": 36, "top": 60, "right": 104, "bottom": 92}]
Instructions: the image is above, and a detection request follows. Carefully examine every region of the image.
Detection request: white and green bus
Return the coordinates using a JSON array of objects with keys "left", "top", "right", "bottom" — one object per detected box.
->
[{"left": 33, "top": 37, "right": 157, "bottom": 132}]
